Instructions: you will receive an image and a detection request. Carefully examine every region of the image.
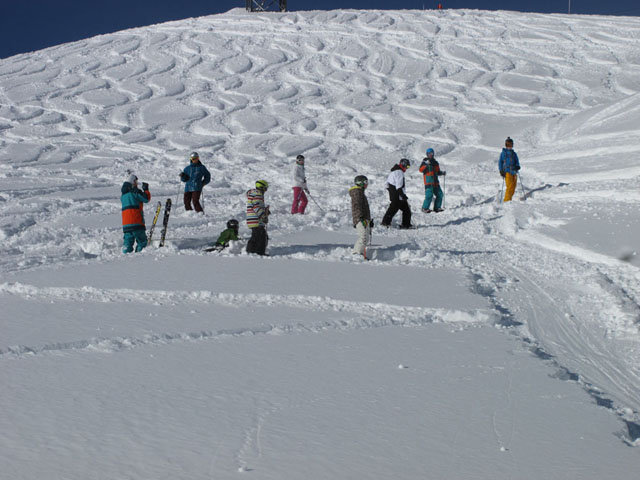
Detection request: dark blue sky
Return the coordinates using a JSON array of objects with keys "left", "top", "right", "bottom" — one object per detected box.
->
[{"left": 1, "top": 1, "right": 638, "bottom": 59}]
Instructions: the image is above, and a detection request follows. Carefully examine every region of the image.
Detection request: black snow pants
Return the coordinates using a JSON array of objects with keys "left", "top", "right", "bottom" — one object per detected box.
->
[
  {"left": 246, "top": 226, "right": 268, "bottom": 255},
  {"left": 382, "top": 187, "right": 411, "bottom": 228}
]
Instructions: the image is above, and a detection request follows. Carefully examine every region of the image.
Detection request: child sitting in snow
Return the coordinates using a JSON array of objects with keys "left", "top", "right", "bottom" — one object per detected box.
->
[{"left": 206, "top": 219, "right": 239, "bottom": 252}]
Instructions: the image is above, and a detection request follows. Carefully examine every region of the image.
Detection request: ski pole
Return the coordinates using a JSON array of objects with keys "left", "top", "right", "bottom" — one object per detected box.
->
[
  {"left": 307, "top": 191, "right": 326, "bottom": 213},
  {"left": 442, "top": 175, "right": 446, "bottom": 209},
  {"left": 499, "top": 176, "right": 505, "bottom": 203},
  {"left": 518, "top": 173, "right": 527, "bottom": 200},
  {"left": 175, "top": 180, "right": 181, "bottom": 207}
]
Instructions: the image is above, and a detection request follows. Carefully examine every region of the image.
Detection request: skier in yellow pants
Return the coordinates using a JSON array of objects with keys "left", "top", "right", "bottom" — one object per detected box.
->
[{"left": 499, "top": 137, "right": 520, "bottom": 202}]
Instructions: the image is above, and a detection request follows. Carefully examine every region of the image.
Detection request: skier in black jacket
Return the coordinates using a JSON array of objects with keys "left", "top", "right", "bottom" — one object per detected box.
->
[{"left": 381, "top": 158, "right": 412, "bottom": 228}]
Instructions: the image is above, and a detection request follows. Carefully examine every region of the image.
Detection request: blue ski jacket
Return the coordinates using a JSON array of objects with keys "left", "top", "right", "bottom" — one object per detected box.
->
[
  {"left": 181, "top": 161, "right": 211, "bottom": 192},
  {"left": 499, "top": 148, "right": 520, "bottom": 175}
]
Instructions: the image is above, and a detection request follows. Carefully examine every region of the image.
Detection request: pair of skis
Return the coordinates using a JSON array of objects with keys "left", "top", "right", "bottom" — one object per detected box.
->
[{"left": 147, "top": 198, "right": 172, "bottom": 247}]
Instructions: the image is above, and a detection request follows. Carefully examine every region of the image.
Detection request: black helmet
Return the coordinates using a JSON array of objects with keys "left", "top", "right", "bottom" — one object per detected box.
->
[
  {"left": 399, "top": 158, "right": 411, "bottom": 168},
  {"left": 227, "top": 219, "right": 239, "bottom": 230},
  {"left": 190, "top": 151, "right": 200, "bottom": 161},
  {"left": 354, "top": 175, "right": 368, "bottom": 188},
  {"left": 505, "top": 137, "right": 514, "bottom": 146},
  {"left": 296, "top": 154, "right": 305, "bottom": 164}
]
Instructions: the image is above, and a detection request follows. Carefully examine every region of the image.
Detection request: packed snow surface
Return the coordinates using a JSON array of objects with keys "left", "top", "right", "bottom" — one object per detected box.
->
[{"left": 1, "top": 8, "right": 640, "bottom": 479}]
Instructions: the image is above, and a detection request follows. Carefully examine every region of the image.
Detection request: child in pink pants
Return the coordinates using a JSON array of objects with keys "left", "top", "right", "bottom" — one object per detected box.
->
[{"left": 291, "top": 155, "right": 309, "bottom": 214}]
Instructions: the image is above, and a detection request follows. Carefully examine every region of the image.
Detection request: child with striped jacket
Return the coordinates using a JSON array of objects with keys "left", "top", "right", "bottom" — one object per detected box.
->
[{"left": 246, "top": 180, "right": 270, "bottom": 255}]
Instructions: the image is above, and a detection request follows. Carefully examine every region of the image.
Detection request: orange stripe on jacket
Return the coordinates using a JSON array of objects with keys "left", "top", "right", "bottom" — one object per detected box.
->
[
  {"left": 122, "top": 207, "right": 144, "bottom": 226},
  {"left": 419, "top": 163, "right": 440, "bottom": 186}
]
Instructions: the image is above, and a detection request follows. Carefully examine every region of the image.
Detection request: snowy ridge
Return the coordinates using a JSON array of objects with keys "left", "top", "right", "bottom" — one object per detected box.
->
[{"left": 2, "top": 8, "right": 640, "bottom": 477}]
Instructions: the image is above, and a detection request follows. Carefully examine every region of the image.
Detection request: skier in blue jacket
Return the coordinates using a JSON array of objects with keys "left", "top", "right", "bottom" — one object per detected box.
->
[
  {"left": 180, "top": 152, "right": 211, "bottom": 212},
  {"left": 498, "top": 137, "right": 521, "bottom": 202}
]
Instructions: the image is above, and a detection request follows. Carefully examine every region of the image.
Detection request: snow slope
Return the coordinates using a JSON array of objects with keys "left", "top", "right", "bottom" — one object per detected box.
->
[{"left": 1, "top": 8, "right": 640, "bottom": 478}]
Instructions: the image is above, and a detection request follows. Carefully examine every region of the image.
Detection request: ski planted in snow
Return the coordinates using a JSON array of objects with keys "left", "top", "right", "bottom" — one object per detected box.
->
[
  {"left": 147, "top": 201, "right": 162, "bottom": 243},
  {"left": 158, "top": 198, "right": 172, "bottom": 247},
  {"left": 363, "top": 244, "right": 380, "bottom": 261},
  {"left": 204, "top": 239, "right": 245, "bottom": 253}
]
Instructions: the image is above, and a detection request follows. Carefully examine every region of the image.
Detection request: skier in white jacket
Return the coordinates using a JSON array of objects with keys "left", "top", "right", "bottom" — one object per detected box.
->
[
  {"left": 291, "top": 154, "right": 309, "bottom": 214},
  {"left": 381, "top": 158, "right": 412, "bottom": 228}
]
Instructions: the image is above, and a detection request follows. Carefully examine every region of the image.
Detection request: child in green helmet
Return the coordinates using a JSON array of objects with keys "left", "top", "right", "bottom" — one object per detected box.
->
[
  {"left": 206, "top": 219, "right": 240, "bottom": 252},
  {"left": 246, "top": 180, "right": 270, "bottom": 255}
]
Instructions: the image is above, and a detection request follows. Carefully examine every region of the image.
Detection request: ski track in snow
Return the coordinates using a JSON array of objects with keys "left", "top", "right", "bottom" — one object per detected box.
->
[
  {"left": 0, "top": 281, "right": 492, "bottom": 358},
  {"left": 2, "top": 8, "right": 640, "bottom": 442}
]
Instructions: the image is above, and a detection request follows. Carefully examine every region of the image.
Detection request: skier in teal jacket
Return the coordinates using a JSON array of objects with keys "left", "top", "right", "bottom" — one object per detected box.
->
[
  {"left": 121, "top": 173, "right": 151, "bottom": 253},
  {"left": 419, "top": 148, "right": 446, "bottom": 213}
]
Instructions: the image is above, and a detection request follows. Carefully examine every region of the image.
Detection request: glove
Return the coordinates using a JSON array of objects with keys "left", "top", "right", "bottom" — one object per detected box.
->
[
  {"left": 515, "top": 166, "right": 521, "bottom": 171},
  {"left": 500, "top": 170, "right": 506, "bottom": 178},
  {"left": 141, "top": 182, "right": 149, "bottom": 191},
  {"left": 370, "top": 219, "right": 374, "bottom": 229},
  {"left": 361, "top": 219, "right": 369, "bottom": 228},
  {"left": 304, "top": 186, "right": 310, "bottom": 194},
  {"left": 180, "top": 172, "right": 189, "bottom": 181}
]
